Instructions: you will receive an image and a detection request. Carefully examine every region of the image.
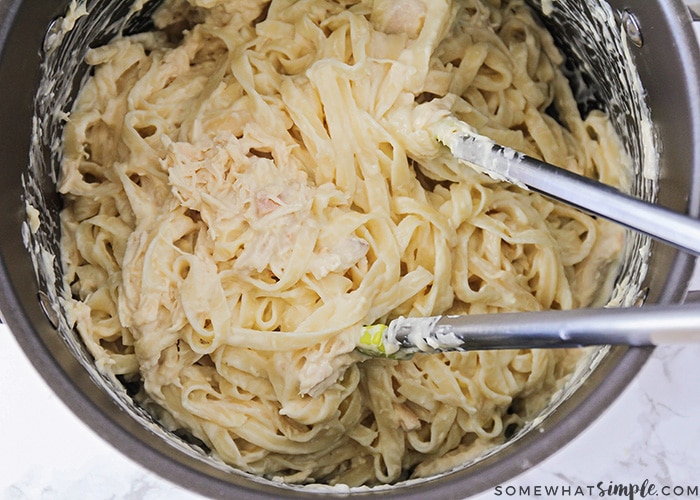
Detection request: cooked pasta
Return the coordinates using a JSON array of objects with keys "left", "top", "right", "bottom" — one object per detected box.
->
[{"left": 58, "top": 0, "right": 630, "bottom": 486}]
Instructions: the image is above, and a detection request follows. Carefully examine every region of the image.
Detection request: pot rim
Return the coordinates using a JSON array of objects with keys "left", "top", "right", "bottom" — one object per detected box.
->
[{"left": 0, "top": 0, "right": 699, "bottom": 498}]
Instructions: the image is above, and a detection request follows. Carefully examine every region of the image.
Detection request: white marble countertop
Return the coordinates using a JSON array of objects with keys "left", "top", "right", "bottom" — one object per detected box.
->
[{"left": 3, "top": 15, "right": 700, "bottom": 500}]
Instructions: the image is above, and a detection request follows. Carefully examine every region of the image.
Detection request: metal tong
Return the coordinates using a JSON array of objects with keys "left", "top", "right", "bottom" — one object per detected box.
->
[
  {"left": 356, "top": 118, "right": 700, "bottom": 357},
  {"left": 433, "top": 116, "right": 700, "bottom": 256},
  {"left": 358, "top": 304, "right": 700, "bottom": 358}
]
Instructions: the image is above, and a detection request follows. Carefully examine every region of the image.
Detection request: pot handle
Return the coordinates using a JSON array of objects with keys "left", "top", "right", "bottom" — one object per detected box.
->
[{"left": 687, "top": 2, "right": 700, "bottom": 21}]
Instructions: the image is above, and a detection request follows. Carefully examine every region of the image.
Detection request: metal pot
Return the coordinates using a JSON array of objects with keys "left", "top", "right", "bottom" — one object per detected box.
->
[{"left": 1, "top": 0, "right": 699, "bottom": 498}]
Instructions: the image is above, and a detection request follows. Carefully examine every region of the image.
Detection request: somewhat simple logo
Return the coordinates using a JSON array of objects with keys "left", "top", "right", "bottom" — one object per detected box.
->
[{"left": 493, "top": 479, "right": 700, "bottom": 499}]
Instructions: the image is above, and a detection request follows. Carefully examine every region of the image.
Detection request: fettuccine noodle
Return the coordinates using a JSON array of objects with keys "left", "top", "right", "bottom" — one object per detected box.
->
[{"left": 59, "top": 0, "right": 629, "bottom": 485}]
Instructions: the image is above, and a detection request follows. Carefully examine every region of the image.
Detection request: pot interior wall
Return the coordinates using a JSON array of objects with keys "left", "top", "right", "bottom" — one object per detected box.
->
[{"left": 1, "top": 0, "right": 699, "bottom": 498}]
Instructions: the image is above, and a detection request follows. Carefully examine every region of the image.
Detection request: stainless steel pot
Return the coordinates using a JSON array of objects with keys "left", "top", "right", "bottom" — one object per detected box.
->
[{"left": 1, "top": 1, "right": 699, "bottom": 498}]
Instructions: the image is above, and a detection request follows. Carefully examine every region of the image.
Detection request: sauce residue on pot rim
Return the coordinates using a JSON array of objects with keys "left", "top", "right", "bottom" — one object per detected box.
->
[{"left": 23, "top": 0, "right": 658, "bottom": 490}]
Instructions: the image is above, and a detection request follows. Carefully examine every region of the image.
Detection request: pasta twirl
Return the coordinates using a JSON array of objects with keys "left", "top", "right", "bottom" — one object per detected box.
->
[{"left": 59, "top": 0, "right": 629, "bottom": 486}]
